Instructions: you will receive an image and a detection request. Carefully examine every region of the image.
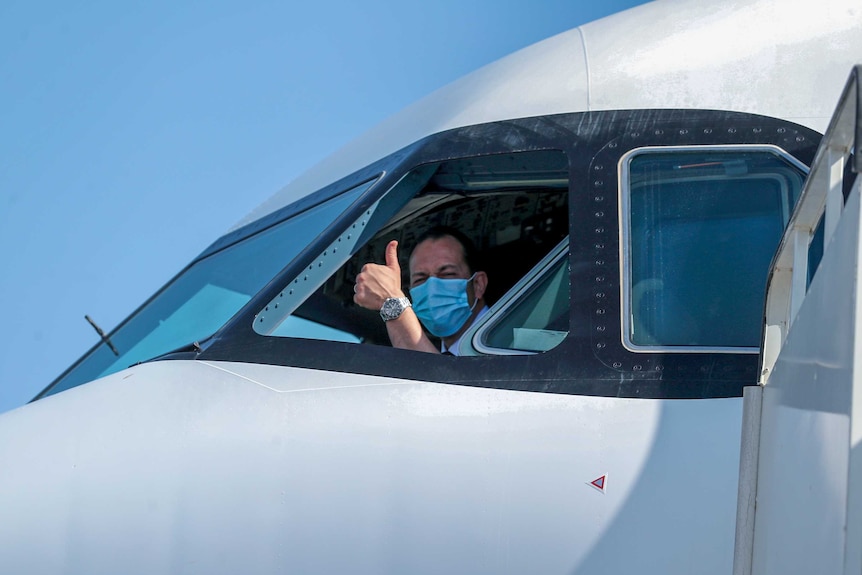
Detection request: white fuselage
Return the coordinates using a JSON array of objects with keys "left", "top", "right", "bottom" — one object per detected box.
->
[
  {"left": 2, "top": 1, "right": 862, "bottom": 573},
  {"left": 0, "top": 360, "right": 742, "bottom": 574}
]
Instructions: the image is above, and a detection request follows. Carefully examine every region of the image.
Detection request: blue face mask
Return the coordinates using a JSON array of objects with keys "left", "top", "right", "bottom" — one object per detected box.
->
[{"left": 410, "top": 274, "right": 477, "bottom": 338}]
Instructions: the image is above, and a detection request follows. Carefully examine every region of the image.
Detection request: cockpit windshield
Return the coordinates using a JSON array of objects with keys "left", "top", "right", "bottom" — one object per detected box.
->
[{"left": 36, "top": 179, "right": 376, "bottom": 399}]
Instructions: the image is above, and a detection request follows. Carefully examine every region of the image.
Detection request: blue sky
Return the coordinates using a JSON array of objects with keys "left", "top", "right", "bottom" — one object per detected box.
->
[{"left": 0, "top": 0, "right": 651, "bottom": 413}]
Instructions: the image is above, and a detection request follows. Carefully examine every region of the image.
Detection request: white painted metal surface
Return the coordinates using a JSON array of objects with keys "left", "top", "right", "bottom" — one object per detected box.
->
[
  {"left": 235, "top": 0, "right": 862, "bottom": 231},
  {"left": 753, "top": 190, "right": 861, "bottom": 574},
  {"left": 760, "top": 68, "right": 861, "bottom": 382},
  {"left": 738, "top": 68, "right": 862, "bottom": 574},
  {"left": 0, "top": 361, "right": 742, "bottom": 574},
  {"left": 733, "top": 385, "right": 762, "bottom": 575}
]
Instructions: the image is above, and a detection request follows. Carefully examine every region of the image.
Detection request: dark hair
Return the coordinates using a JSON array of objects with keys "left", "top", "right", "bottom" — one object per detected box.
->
[{"left": 412, "top": 225, "right": 482, "bottom": 272}]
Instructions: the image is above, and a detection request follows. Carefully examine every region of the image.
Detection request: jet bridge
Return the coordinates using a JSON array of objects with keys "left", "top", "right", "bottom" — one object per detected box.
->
[{"left": 734, "top": 66, "right": 862, "bottom": 575}]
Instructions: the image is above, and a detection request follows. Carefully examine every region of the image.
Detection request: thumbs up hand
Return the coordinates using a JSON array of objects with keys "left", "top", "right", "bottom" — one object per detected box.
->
[{"left": 354, "top": 240, "right": 406, "bottom": 311}]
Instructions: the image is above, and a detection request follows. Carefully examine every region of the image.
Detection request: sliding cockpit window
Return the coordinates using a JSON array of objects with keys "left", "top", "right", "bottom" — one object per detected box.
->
[
  {"left": 462, "top": 238, "right": 569, "bottom": 356},
  {"left": 254, "top": 150, "right": 571, "bottom": 355},
  {"left": 37, "top": 178, "right": 378, "bottom": 399},
  {"left": 620, "top": 146, "right": 806, "bottom": 352}
]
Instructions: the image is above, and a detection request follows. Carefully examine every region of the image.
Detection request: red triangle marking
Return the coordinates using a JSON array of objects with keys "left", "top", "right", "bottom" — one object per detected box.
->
[{"left": 591, "top": 474, "right": 606, "bottom": 491}]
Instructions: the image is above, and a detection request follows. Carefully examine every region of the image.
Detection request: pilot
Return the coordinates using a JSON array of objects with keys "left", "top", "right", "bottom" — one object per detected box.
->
[{"left": 353, "top": 226, "right": 489, "bottom": 355}]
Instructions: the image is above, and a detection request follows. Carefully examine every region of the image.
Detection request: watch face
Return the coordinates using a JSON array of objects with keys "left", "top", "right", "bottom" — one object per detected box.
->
[
  {"left": 381, "top": 297, "right": 408, "bottom": 321},
  {"left": 381, "top": 299, "right": 399, "bottom": 319}
]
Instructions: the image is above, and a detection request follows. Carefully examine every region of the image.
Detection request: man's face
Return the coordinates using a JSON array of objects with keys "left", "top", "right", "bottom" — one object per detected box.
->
[{"left": 408, "top": 235, "right": 471, "bottom": 289}]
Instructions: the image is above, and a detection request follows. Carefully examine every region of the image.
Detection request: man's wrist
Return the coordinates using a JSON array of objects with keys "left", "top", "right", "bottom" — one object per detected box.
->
[{"left": 380, "top": 297, "right": 412, "bottom": 321}]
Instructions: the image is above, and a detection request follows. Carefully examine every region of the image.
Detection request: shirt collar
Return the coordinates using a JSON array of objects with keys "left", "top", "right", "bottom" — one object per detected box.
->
[{"left": 441, "top": 306, "right": 490, "bottom": 356}]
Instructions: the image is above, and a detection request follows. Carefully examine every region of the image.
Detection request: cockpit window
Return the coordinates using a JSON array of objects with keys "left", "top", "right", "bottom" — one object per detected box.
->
[
  {"left": 255, "top": 150, "right": 570, "bottom": 354},
  {"left": 621, "top": 146, "right": 806, "bottom": 351},
  {"left": 463, "top": 239, "right": 569, "bottom": 355},
  {"left": 38, "top": 178, "right": 376, "bottom": 398}
]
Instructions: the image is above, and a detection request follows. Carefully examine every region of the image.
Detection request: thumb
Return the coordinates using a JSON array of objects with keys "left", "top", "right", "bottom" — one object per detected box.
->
[{"left": 384, "top": 240, "right": 401, "bottom": 273}]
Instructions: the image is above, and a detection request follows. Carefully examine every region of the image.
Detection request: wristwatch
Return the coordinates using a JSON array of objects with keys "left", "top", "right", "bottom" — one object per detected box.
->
[{"left": 380, "top": 297, "right": 412, "bottom": 321}]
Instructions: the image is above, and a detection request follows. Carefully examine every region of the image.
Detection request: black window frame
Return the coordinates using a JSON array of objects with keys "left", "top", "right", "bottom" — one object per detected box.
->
[{"left": 158, "top": 110, "right": 820, "bottom": 400}]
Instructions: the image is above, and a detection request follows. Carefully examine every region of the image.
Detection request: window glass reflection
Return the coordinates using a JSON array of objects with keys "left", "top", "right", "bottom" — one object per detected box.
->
[
  {"left": 40, "top": 179, "right": 375, "bottom": 398},
  {"left": 625, "top": 149, "right": 805, "bottom": 349}
]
